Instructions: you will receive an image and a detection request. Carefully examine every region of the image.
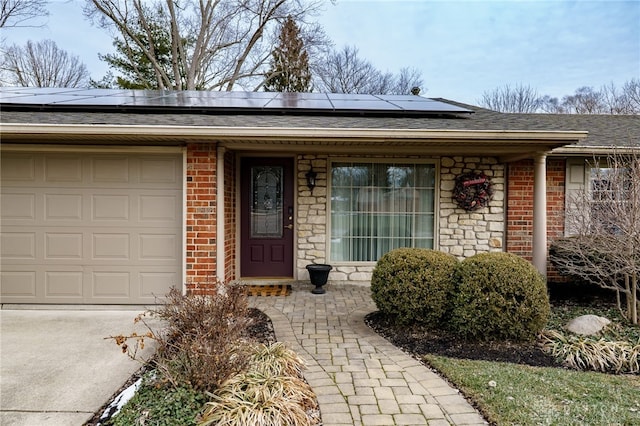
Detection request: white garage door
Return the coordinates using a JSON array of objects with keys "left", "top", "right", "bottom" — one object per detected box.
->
[{"left": 1, "top": 151, "right": 183, "bottom": 304}]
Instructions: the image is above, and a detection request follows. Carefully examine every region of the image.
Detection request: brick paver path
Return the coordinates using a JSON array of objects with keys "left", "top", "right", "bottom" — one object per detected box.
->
[{"left": 250, "top": 284, "right": 487, "bottom": 426}]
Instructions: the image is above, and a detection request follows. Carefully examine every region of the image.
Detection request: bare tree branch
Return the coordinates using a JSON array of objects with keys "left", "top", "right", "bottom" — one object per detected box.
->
[
  {"left": 314, "top": 45, "right": 423, "bottom": 95},
  {"left": 0, "top": 39, "right": 90, "bottom": 87},
  {"left": 86, "top": 0, "right": 326, "bottom": 91},
  {"left": 479, "top": 83, "right": 542, "bottom": 113},
  {"left": 550, "top": 150, "right": 640, "bottom": 324},
  {"left": 0, "top": 0, "right": 48, "bottom": 28}
]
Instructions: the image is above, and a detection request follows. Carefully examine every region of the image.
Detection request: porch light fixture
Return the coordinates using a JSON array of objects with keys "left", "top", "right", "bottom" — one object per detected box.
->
[{"left": 305, "top": 169, "right": 317, "bottom": 190}]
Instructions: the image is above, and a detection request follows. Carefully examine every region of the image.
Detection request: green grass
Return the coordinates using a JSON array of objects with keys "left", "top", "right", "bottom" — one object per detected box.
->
[{"left": 425, "top": 355, "right": 640, "bottom": 426}]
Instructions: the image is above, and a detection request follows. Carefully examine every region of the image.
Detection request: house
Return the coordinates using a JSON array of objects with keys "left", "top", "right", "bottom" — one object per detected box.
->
[{"left": 1, "top": 87, "right": 638, "bottom": 304}]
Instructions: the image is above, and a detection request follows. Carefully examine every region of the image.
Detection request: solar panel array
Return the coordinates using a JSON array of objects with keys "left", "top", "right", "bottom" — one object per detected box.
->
[{"left": 0, "top": 87, "right": 472, "bottom": 116}]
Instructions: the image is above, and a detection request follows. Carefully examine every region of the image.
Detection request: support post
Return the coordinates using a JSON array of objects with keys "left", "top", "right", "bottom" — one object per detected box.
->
[{"left": 532, "top": 152, "right": 548, "bottom": 277}]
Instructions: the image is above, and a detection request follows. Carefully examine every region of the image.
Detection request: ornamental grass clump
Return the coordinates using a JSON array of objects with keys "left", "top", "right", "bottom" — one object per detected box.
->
[
  {"left": 371, "top": 248, "right": 458, "bottom": 327},
  {"left": 199, "top": 343, "right": 315, "bottom": 426},
  {"left": 449, "top": 252, "right": 550, "bottom": 341},
  {"left": 541, "top": 330, "right": 640, "bottom": 374},
  {"left": 248, "top": 342, "right": 306, "bottom": 377}
]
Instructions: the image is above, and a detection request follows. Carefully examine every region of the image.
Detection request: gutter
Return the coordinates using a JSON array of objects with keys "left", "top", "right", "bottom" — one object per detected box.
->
[
  {"left": 0, "top": 122, "right": 588, "bottom": 143},
  {"left": 551, "top": 145, "right": 640, "bottom": 156}
]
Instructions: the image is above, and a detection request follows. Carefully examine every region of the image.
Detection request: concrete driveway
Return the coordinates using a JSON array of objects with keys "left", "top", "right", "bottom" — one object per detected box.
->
[{"left": 1, "top": 308, "right": 156, "bottom": 426}]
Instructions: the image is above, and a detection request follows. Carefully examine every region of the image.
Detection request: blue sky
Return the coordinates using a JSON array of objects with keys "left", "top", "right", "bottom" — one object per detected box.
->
[{"left": 3, "top": 0, "right": 639, "bottom": 105}]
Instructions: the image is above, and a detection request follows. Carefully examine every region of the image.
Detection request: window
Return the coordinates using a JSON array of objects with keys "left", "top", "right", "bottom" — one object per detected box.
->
[
  {"left": 330, "top": 161, "right": 436, "bottom": 262},
  {"left": 565, "top": 158, "right": 635, "bottom": 236},
  {"left": 589, "top": 166, "right": 632, "bottom": 234}
]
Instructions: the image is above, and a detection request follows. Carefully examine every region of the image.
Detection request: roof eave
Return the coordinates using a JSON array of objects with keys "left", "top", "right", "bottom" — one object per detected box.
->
[
  {"left": 0, "top": 123, "right": 588, "bottom": 158},
  {"left": 551, "top": 145, "right": 640, "bottom": 156}
]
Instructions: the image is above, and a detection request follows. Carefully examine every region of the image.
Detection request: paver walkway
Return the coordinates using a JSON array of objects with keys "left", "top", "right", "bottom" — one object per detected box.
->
[{"left": 250, "top": 283, "right": 487, "bottom": 426}]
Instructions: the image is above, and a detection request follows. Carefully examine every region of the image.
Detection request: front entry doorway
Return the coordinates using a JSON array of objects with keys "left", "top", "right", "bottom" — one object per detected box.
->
[{"left": 240, "top": 157, "right": 294, "bottom": 277}]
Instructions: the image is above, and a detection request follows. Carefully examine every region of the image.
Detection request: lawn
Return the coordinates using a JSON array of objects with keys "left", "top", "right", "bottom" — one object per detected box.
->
[
  {"left": 425, "top": 355, "right": 640, "bottom": 426},
  {"left": 421, "top": 300, "right": 640, "bottom": 426}
]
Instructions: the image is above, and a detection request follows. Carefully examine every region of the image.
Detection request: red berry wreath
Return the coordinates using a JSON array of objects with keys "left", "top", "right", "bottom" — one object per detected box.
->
[{"left": 453, "top": 172, "right": 494, "bottom": 211}]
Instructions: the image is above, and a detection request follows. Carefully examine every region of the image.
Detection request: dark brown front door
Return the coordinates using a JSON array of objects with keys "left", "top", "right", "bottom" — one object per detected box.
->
[{"left": 240, "top": 157, "right": 294, "bottom": 277}]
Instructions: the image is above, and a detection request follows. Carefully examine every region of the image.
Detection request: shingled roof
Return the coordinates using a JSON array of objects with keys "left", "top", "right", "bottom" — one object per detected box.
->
[{"left": 1, "top": 90, "right": 638, "bottom": 150}]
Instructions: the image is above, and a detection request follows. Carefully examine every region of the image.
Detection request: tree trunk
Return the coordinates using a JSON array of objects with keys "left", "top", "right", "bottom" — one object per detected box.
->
[{"left": 632, "top": 271, "right": 638, "bottom": 325}]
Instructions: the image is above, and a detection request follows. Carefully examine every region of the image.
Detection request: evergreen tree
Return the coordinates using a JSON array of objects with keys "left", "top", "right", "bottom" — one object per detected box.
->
[
  {"left": 264, "top": 16, "right": 311, "bottom": 92},
  {"left": 97, "top": 7, "right": 189, "bottom": 90}
]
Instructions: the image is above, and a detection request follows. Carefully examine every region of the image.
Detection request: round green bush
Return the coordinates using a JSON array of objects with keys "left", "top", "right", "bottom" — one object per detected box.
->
[
  {"left": 449, "top": 252, "right": 550, "bottom": 341},
  {"left": 371, "top": 248, "right": 458, "bottom": 327}
]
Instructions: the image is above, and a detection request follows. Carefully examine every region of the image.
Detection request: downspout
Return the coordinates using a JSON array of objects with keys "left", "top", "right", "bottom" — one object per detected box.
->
[
  {"left": 216, "top": 145, "right": 226, "bottom": 282},
  {"left": 532, "top": 152, "right": 548, "bottom": 277}
]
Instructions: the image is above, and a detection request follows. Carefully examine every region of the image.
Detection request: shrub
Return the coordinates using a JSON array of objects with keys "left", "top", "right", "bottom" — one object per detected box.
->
[
  {"left": 449, "top": 252, "right": 550, "bottom": 341},
  {"left": 371, "top": 248, "right": 458, "bottom": 327},
  {"left": 109, "top": 283, "right": 254, "bottom": 392}
]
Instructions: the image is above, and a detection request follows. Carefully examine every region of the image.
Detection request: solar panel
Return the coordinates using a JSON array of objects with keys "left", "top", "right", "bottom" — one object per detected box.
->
[{"left": 0, "top": 87, "right": 473, "bottom": 116}]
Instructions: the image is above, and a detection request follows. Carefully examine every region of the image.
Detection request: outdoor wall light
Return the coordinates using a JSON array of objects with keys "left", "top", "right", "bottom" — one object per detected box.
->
[{"left": 305, "top": 169, "right": 317, "bottom": 190}]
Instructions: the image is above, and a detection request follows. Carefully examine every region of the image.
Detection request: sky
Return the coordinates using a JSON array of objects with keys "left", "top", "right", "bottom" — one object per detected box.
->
[{"left": 2, "top": 0, "right": 639, "bottom": 105}]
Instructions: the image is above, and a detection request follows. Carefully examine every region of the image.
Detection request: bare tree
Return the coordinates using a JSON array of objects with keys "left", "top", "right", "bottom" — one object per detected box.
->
[
  {"left": 623, "top": 78, "right": 640, "bottom": 113},
  {"left": 484, "top": 80, "right": 640, "bottom": 114},
  {"left": 550, "top": 150, "right": 640, "bottom": 324},
  {"left": 393, "top": 67, "right": 424, "bottom": 96},
  {"left": 561, "top": 86, "right": 607, "bottom": 114},
  {"left": 0, "top": 0, "right": 48, "bottom": 28},
  {"left": 607, "top": 78, "right": 640, "bottom": 114},
  {"left": 1, "top": 39, "right": 90, "bottom": 87},
  {"left": 560, "top": 82, "right": 640, "bottom": 115},
  {"left": 479, "top": 83, "right": 542, "bottom": 113},
  {"left": 85, "top": 0, "right": 326, "bottom": 91},
  {"left": 314, "top": 45, "right": 423, "bottom": 95},
  {"left": 538, "top": 95, "right": 564, "bottom": 113}
]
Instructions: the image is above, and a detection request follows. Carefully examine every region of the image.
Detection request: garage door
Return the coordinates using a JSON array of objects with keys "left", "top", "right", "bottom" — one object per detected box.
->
[{"left": 1, "top": 151, "right": 183, "bottom": 304}]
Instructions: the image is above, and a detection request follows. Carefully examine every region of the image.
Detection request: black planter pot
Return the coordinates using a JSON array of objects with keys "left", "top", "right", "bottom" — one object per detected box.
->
[{"left": 306, "top": 264, "right": 333, "bottom": 294}]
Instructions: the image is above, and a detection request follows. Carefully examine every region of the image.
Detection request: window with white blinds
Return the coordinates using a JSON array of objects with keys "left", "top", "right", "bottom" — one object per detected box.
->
[{"left": 330, "top": 161, "right": 436, "bottom": 262}]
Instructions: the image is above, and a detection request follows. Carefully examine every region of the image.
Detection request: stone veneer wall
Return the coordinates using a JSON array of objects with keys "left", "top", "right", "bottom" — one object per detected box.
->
[
  {"left": 297, "top": 155, "right": 330, "bottom": 280},
  {"left": 296, "top": 155, "right": 506, "bottom": 285},
  {"left": 438, "top": 156, "right": 505, "bottom": 258}
]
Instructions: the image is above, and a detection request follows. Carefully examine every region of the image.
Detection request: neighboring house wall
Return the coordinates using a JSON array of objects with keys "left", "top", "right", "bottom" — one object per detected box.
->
[{"left": 506, "top": 158, "right": 566, "bottom": 281}]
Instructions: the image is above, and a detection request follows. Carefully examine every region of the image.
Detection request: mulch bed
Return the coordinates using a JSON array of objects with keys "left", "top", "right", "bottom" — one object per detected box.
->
[{"left": 365, "top": 311, "right": 561, "bottom": 367}]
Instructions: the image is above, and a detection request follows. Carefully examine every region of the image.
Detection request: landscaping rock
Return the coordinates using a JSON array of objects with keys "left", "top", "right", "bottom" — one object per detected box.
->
[{"left": 565, "top": 315, "right": 611, "bottom": 335}]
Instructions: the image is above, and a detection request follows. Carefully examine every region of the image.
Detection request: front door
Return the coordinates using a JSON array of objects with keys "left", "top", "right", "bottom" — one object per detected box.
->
[{"left": 240, "top": 157, "right": 294, "bottom": 277}]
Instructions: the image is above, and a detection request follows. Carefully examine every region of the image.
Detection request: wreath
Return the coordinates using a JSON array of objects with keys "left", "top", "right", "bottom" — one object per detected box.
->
[{"left": 453, "top": 172, "right": 494, "bottom": 211}]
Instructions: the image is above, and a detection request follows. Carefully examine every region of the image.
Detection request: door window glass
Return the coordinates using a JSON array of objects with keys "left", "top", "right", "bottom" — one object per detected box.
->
[{"left": 251, "top": 166, "right": 283, "bottom": 238}]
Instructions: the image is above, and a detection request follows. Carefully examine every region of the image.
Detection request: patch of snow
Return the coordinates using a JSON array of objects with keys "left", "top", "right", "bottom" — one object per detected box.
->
[{"left": 97, "top": 377, "right": 142, "bottom": 425}]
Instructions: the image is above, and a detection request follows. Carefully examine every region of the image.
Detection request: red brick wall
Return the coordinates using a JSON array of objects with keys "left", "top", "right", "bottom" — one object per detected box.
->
[
  {"left": 506, "top": 158, "right": 566, "bottom": 281},
  {"left": 223, "top": 150, "right": 237, "bottom": 282},
  {"left": 185, "top": 143, "right": 218, "bottom": 294}
]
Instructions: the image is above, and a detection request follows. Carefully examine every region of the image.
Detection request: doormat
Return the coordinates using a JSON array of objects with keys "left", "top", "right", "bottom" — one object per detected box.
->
[{"left": 246, "top": 284, "right": 292, "bottom": 296}]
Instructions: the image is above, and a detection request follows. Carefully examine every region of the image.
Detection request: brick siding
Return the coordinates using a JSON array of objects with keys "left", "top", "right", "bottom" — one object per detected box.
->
[
  {"left": 223, "top": 149, "right": 237, "bottom": 283},
  {"left": 506, "top": 158, "right": 566, "bottom": 281},
  {"left": 185, "top": 143, "right": 218, "bottom": 295}
]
